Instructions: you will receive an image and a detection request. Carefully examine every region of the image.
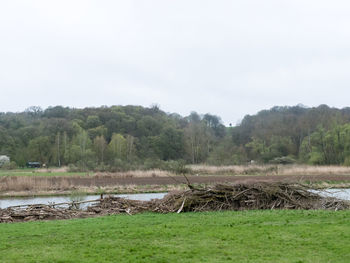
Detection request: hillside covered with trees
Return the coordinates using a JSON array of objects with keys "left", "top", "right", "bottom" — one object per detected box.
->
[{"left": 1, "top": 104, "right": 350, "bottom": 170}]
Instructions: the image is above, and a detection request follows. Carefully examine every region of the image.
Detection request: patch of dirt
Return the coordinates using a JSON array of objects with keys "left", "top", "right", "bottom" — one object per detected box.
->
[{"left": 42, "top": 174, "right": 350, "bottom": 185}]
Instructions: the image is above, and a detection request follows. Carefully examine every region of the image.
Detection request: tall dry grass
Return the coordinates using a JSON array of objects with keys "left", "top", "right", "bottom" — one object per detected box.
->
[
  {"left": 35, "top": 167, "right": 69, "bottom": 173},
  {"left": 0, "top": 175, "right": 186, "bottom": 196},
  {"left": 0, "top": 170, "right": 174, "bottom": 193},
  {"left": 96, "top": 169, "right": 173, "bottom": 178},
  {"left": 0, "top": 176, "right": 72, "bottom": 192},
  {"left": 278, "top": 165, "right": 350, "bottom": 176},
  {"left": 189, "top": 164, "right": 350, "bottom": 176},
  {"left": 189, "top": 165, "right": 278, "bottom": 175}
]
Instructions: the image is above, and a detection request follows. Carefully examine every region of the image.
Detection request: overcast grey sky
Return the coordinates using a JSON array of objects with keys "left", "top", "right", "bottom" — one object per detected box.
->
[{"left": 1, "top": 1, "right": 350, "bottom": 124}]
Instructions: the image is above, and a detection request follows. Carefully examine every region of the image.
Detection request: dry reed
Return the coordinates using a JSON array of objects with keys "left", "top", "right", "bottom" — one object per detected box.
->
[{"left": 189, "top": 164, "right": 350, "bottom": 176}]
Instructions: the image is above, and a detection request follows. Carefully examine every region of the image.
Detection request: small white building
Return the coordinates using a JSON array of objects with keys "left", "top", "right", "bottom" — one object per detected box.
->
[{"left": 0, "top": 155, "right": 10, "bottom": 167}]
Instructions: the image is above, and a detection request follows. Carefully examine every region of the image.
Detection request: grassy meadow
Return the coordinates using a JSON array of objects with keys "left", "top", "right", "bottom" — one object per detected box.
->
[{"left": 0, "top": 210, "right": 349, "bottom": 263}]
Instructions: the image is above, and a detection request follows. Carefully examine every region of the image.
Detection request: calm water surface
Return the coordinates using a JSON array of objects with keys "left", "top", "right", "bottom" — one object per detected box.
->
[
  {"left": 312, "top": 188, "right": 350, "bottom": 201},
  {"left": 0, "top": 192, "right": 167, "bottom": 209},
  {"left": 1, "top": 189, "right": 349, "bottom": 210}
]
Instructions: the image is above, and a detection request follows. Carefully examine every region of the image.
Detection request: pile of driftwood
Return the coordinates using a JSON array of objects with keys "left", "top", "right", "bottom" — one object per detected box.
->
[
  {"left": 89, "top": 183, "right": 346, "bottom": 215},
  {"left": 87, "top": 198, "right": 149, "bottom": 215},
  {"left": 1, "top": 182, "right": 349, "bottom": 223},
  {"left": 153, "top": 183, "right": 350, "bottom": 213},
  {"left": 0, "top": 205, "right": 94, "bottom": 223}
]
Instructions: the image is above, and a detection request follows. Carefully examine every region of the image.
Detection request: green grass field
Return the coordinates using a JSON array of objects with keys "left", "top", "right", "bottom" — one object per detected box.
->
[{"left": 0, "top": 210, "right": 349, "bottom": 263}]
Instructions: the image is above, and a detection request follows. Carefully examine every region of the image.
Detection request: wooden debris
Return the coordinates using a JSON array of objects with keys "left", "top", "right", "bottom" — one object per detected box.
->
[
  {"left": 153, "top": 183, "right": 350, "bottom": 213},
  {"left": 1, "top": 183, "right": 349, "bottom": 223}
]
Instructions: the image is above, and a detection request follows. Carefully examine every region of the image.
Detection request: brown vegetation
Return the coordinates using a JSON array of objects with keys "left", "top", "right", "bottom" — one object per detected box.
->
[
  {"left": 1, "top": 171, "right": 350, "bottom": 197},
  {"left": 190, "top": 164, "right": 350, "bottom": 176},
  {"left": 0, "top": 171, "right": 174, "bottom": 194}
]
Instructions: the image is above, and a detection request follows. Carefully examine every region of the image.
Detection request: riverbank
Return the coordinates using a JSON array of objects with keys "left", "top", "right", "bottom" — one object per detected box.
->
[
  {"left": 1, "top": 173, "right": 350, "bottom": 197},
  {"left": 0, "top": 184, "right": 186, "bottom": 198},
  {"left": 1, "top": 210, "right": 349, "bottom": 262}
]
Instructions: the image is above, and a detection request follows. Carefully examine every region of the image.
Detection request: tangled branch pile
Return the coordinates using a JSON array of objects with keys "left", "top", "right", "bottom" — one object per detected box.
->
[
  {"left": 1, "top": 182, "right": 349, "bottom": 223},
  {"left": 154, "top": 183, "right": 350, "bottom": 213},
  {"left": 87, "top": 198, "right": 149, "bottom": 215},
  {"left": 87, "top": 182, "right": 349, "bottom": 214},
  {"left": 0, "top": 205, "right": 94, "bottom": 223}
]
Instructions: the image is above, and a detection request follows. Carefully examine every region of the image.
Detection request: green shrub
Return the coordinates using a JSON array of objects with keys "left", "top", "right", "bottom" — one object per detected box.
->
[
  {"left": 269, "top": 156, "right": 296, "bottom": 165},
  {"left": 344, "top": 156, "right": 350, "bottom": 166},
  {"left": 143, "top": 158, "right": 163, "bottom": 170},
  {"left": 0, "top": 161, "right": 17, "bottom": 170},
  {"left": 68, "top": 164, "right": 80, "bottom": 172},
  {"left": 161, "top": 160, "right": 191, "bottom": 174}
]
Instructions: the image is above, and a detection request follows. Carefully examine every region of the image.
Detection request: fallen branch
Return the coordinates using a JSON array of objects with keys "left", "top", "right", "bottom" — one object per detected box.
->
[{"left": 177, "top": 198, "right": 186, "bottom": 214}]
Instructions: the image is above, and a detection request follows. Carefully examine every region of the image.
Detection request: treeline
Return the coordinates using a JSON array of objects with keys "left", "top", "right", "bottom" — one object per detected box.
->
[
  {"left": 0, "top": 105, "right": 225, "bottom": 170},
  {"left": 1, "top": 104, "right": 350, "bottom": 170},
  {"left": 222, "top": 104, "right": 350, "bottom": 165}
]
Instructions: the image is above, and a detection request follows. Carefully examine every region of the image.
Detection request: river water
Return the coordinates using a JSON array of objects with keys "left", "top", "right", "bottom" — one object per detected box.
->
[
  {"left": 0, "top": 192, "right": 168, "bottom": 210},
  {"left": 0, "top": 189, "right": 349, "bottom": 210},
  {"left": 311, "top": 188, "right": 350, "bottom": 201}
]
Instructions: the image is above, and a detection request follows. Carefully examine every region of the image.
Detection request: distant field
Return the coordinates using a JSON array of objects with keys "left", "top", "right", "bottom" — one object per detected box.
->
[
  {"left": 2, "top": 164, "right": 350, "bottom": 177},
  {"left": 0, "top": 168, "right": 172, "bottom": 177},
  {"left": 0, "top": 210, "right": 349, "bottom": 263}
]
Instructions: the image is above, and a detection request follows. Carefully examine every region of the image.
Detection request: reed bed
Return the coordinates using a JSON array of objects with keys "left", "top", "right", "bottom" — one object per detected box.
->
[
  {"left": 0, "top": 170, "right": 173, "bottom": 192},
  {"left": 189, "top": 164, "right": 350, "bottom": 176},
  {"left": 96, "top": 169, "right": 173, "bottom": 178}
]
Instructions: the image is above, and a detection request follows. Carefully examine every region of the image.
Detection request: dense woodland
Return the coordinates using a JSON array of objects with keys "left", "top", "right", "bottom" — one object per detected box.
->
[{"left": 1, "top": 104, "right": 350, "bottom": 170}]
